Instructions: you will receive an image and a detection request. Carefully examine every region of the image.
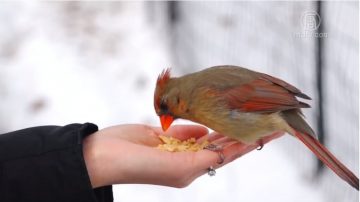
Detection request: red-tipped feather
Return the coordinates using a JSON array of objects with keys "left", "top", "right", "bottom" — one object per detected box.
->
[
  {"left": 294, "top": 130, "right": 359, "bottom": 190},
  {"left": 155, "top": 68, "right": 172, "bottom": 112},
  {"left": 157, "top": 68, "right": 171, "bottom": 86}
]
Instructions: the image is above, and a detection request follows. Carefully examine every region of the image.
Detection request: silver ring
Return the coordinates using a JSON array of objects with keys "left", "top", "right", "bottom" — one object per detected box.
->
[{"left": 207, "top": 166, "right": 216, "bottom": 176}]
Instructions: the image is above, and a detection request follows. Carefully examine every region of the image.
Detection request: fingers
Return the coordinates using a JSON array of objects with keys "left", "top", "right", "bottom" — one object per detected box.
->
[
  {"left": 153, "top": 131, "right": 286, "bottom": 187},
  {"left": 193, "top": 149, "right": 222, "bottom": 170},
  {"left": 207, "top": 132, "right": 225, "bottom": 142},
  {"left": 104, "top": 124, "right": 209, "bottom": 146},
  {"left": 101, "top": 124, "right": 163, "bottom": 146},
  {"left": 211, "top": 136, "right": 237, "bottom": 147},
  {"left": 221, "top": 142, "right": 253, "bottom": 165},
  {"left": 196, "top": 132, "right": 226, "bottom": 144},
  {"left": 188, "top": 145, "right": 243, "bottom": 181},
  {"left": 213, "top": 132, "right": 285, "bottom": 166},
  {"left": 199, "top": 132, "right": 286, "bottom": 169},
  {"left": 153, "top": 125, "right": 209, "bottom": 141}
]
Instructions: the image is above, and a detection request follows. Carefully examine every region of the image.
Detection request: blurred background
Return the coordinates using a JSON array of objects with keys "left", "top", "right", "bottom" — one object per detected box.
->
[{"left": 0, "top": 1, "right": 358, "bottom": 202}]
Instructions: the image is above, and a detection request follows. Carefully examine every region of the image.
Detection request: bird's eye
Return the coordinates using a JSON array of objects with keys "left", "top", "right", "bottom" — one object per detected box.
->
[{"left": 160, "top": 99, "right": 168, "bottom": 113}]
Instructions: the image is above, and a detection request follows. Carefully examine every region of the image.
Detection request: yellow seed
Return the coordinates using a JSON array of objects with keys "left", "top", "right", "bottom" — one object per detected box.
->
[{"left": 157, "top": 135, "right": 209, "bottom": 152}]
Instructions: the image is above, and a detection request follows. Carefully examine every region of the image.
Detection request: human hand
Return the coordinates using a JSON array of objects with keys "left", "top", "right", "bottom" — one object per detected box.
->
[{"left": 83, "top": 124, "right": 283, "bottom": 188}]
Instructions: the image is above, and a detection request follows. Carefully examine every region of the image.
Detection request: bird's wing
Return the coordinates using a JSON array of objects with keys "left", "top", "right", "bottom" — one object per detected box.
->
[{"left": 222, "top": 73, "right": 311, "bottom": 113}]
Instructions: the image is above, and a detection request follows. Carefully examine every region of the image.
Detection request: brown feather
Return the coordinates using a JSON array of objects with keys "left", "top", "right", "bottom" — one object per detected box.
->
[
  {"left": 223, "top": 77, "right": 310, "bottom": 113},
  {"left": 294, "top": 130, "right": 359, "bottom": 190},
  {"left": 260, "top": 73, "right": 311, "bottom": 100}
]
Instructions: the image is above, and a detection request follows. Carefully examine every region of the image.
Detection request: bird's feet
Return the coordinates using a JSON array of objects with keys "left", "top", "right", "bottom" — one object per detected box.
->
[
  {"left": 204, "top": 143, "right": 223, "bottom": 151},
  {"left": 204, "top": 144, "right": 225, "bottom": 164},
  {"left": 256, "top": 139, "right": 264, "bottom": 150}
]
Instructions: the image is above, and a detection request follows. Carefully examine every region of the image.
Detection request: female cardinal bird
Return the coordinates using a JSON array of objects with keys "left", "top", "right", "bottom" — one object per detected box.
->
[{"left": 154, "top": 65, "right": 359, "bottom": 190}]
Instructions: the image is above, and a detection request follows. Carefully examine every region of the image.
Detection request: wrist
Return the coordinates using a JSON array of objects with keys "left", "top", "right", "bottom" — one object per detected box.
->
[{"left": 83, "top": 132, "right": 107, "bottom": 188}]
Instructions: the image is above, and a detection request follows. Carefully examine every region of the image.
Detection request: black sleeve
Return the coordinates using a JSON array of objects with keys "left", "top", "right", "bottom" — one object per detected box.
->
[{"left": 0, "top": 123, "right": 113, "bottom": 202}]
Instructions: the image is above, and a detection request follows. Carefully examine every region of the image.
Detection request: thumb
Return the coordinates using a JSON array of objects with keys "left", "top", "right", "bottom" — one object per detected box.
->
[{"left": 193, "top": 149, "right": 221, "bottom": 170}]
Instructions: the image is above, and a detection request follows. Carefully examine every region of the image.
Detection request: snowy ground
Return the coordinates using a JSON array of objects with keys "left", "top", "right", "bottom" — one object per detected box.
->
[{"left": 0, "top": 2, "right": 345, "bottom": 201}]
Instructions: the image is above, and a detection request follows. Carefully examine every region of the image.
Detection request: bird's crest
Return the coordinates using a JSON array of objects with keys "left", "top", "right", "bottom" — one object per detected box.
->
[
  {"left": 155, "top": 68, "right": 171, "bottom": 113},
  {"left": 157, "top": 68, "right": 171, "bottom": 87}
]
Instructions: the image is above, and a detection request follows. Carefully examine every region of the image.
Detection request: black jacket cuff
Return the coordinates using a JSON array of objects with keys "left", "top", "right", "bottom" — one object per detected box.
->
[{"left": 0, "top": 123, "right": 113, "bottom": 202}]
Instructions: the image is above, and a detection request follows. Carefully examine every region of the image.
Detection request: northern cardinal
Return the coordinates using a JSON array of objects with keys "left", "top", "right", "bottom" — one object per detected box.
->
[{"left": 153, "top": 65, "right": 359, "bottom": 190}]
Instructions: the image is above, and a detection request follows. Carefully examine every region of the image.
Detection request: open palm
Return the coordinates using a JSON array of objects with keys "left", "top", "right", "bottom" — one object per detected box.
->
[{"left": 83, "top": 124, "right": 283, "bottom": 188}]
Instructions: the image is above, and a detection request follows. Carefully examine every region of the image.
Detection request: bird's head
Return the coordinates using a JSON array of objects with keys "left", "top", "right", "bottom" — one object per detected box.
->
[{"left": 154, "top": 69, "right": 189, "bottom": 131}]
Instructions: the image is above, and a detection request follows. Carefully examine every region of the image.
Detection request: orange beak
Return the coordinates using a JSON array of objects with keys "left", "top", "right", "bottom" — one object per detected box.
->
[{"left": 160, "top": 115, "right": 174, "bottom": 131}]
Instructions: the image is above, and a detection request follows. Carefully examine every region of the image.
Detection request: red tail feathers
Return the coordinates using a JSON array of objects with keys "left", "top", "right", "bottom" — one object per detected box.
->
[{"left": 294, "top": 130, "right": 359, "bottom": 190}]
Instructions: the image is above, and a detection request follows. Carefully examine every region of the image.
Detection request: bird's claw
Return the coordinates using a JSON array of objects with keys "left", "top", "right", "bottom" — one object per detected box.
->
[
  {"left": 205, "top": 144, "right": 225, "bottom": 164},
  {"left": 257, "top": 140, "right": 264, "bottom": 150},
  {"left": 217, "top": 151, "right": 225, "bottom": 164},
  {"left": 204, "top": 143, "right": 223, "bottom": 151}
]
